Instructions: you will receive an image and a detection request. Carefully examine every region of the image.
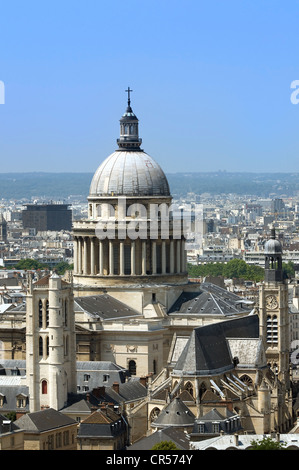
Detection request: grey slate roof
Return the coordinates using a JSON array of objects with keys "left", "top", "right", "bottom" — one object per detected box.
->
[
  {"left": 152, "top": 397, "right": 195, "bottom": 429},
  {"left": 74, "top": 294, "right": 141, "bottom": 320},
  {"left": 76, "top": 361, "right": 129, "bottom": 390},
  {"left": 191, "top": 407, "right": 242, "bottom": 436},
  {"left": 168, "top": 282, "right": 253, "bottom": 316},
  {"left": 173, "top": 314, "right": 259, "bottom": 376},
  {"left": 14, "top": 408, "right": 77, "bottom": 433},
  {"left": 0, "top": 382, "right": 29, "bottom": 413},
  {"left": 106, "top": 380, "right": 148, "bottom": 403},
  {"left": 128, "top": 427, "right": 190, "bottom": 450}
]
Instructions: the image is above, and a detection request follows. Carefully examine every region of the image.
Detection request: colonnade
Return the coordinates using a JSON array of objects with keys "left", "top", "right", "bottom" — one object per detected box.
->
[{"left": 73, "top": 235, "right": 187, "bottom": 277}]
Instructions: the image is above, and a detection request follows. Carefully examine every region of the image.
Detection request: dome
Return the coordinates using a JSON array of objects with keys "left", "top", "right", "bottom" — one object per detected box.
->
[
  {"left": 89, "top": 90, "right": 171, "bottom": 198},
  {"left": 89, "top": 150, "right": 170, "bottom": 197},
  {"left": 264, "top": 228, "right": 282, "bottom": 254}
]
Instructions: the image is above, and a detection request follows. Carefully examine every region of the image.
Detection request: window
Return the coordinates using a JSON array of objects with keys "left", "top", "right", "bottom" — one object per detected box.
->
[
  {"left": 16, "top": 395, "right": 27, "bottom": 408},
  {"left": 128, "top": 360, "right": 136, "bottom": 375},
  {"left": 42, "top": 380, "right": 48, "bottom": 395},
  {"left": 46, "top": 300, "right": 49, "bottom": 327},
  {"left": 198, "top": 423, "right": 205, "bottom": 433},
  {"left": 267, "top": 315, "right": 278, "bottom": 344},
  {"left": 63, "top": 431, "right": 69, "bottom": 446},
  {"left": 56, "top": 432, "right": 62, "bottom": 448},
  {"left": 84, "top": 374, "right": 90, "bottom": 382},
  {"left": 39, "top": 300, "right": 43, "bottom": 327},
  {"left": 39, "top": 337, "right": 43, "bottom": 356},
  {"left": 64, "top": 299, "right": 68, "bottom": 327},
  {"left": 212, "top": 422, "right": 220, "bottom": 433}
]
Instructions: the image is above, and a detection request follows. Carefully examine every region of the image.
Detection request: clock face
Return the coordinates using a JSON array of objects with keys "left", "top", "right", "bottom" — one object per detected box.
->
[{"left": 266, "top": 294, "right": 278, "bottom": 310}]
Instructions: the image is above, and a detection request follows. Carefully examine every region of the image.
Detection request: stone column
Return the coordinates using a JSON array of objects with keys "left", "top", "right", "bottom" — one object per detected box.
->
[
  {"left": 98, "top": 240, "right": 103, "bottom": 275},
  {"left": 78, "top": 237, "right": 82, "bottom": 274},
  {"left": 161, "top": 241, "right": 166, "bottom": 274},
  {"left": 152, "top": 242, "right": 157, "bottom": 275},
  {"left": 176, "top": 240, "right": 181, "bottom": 273},
  {"left": 73, "top": 237, "right": 78, "bottom": 274},
  {"left": 170, "top": 239, "right": 174, "bottom": 274},
  {"left": 120, "top": 241, "right": 124, "bottom": 275},
  {"left": 142, "top": 241, "right": 146, "bottom": 275},
  {"left": 90, "top": 237, "right": 95, "bottom": 275},
  {"left": 109, "top": 241, "right": 114, "bottom": 275},
  {"left": 131, "top": 241, "right": 136, "bottom": 275},
  {"left": 181, "top": 239, "right": 186, "bottom": 272},
  {"left": 83, "top": 238, "right": 88, "bottom": 275}
]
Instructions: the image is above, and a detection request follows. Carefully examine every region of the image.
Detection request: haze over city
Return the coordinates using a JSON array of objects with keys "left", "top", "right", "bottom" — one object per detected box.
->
[{"left": 1, "top": 1, "right": 299, "bottom": 175}]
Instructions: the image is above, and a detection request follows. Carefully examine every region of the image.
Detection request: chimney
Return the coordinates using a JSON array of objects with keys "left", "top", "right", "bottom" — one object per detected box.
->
[
  {"left": 93, "top": 386, "right": 105, "bottom": 399},
  {"left": 139, "top": 377, "right": 147, "bottom": 387},
  {"left": 112, "top": 382, "right": 119, "bottom": 394}
]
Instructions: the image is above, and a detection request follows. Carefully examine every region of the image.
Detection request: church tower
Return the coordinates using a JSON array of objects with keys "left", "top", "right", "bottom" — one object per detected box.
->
[
  {"left": 25, "top": 273, "right": 77, "bottom": 412},
  {"left": 259, "top": 228, "right": 290, "bottom": 387}
]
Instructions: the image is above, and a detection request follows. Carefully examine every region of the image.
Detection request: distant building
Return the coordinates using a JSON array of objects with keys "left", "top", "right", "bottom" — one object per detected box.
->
[
  {"left": 22, "top": 204, "right": 72, "bottom": 232},
  {"left": 0, "top": 214, "right": 7, "bottom": 242}
]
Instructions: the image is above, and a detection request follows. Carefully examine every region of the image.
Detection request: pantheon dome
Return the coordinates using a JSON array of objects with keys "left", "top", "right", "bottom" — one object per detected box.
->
[
  {"left": 89, "top": 151, "right": 170, "bottom": 197},
  {"left": 89, "top": 87, "right": 170, "bottom": 198}
]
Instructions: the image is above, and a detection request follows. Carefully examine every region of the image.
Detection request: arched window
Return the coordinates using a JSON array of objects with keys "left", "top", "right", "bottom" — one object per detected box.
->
[
  {"left": 41, "top": 380, "right": 48, "bottom": 394},
  {"left": 46, "top": 336, "right": 49, "bottom": 357},
  {"left": 64, "top": 299, "right": 68, "bottom": 327},
  {"left": 240, "top": 374, "right": 253, "bottom": 389},
  {"left": 185, "top": 381, "right": 194, "bottom": 397},
  {"left": 46, "top": 300, "right": 49, "bottom": 327},
  {"left": 39, "top": 337, "right": 43, "bottom": 356},
  {"left": 38, "top": 300, "right": 43, "bottom": 327},
  {"left": 150, "top": 407, "right": 160, "bottom": 422},
  {"left": 64, "top": 335, "right": 69, "bottom": 356},
  {"left": 128, "top": 360, "right": 136, "bottom": 376},
  {"left": 199, "top": 382, "right": 207, "bottom": 401}
]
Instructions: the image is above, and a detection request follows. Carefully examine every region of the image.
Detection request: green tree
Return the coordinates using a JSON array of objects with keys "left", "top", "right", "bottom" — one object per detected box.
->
[
  {"left": 250, "top": 436, "right": 287, "bottom": 450},
  {"left": 13, "top": 258, "right": 47, "bottom": 270},
  {"left": 151, "top": 441, "right": 179, "bottom": 450},
  {"left": 54, "top": 261, "right": 73, "bottom": 275},
  {"left": 282, "top": 261, "right": 295, "bottom": 279},
  {"left": 222, "top": 259, "right": 248, "bottom": 279}
]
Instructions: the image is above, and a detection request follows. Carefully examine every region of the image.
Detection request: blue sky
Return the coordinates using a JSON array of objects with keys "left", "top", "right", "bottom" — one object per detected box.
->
[{"left": 0, "top": 0, "right": 299, "bottom": 174}]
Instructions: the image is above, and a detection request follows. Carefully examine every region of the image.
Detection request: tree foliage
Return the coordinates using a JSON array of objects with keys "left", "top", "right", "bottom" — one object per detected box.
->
[
  {"left": 188, "top": 258, "right": 295, "bottom": 283},
  {"left": 250, "top": 436, "right": 287, "bottom": 450},
  {"left": 188, "top": 259, "right": 264, "bottom": 282},
  {"left": 151, "top": 441, "right": 179, "bottom": 450},
  {"left": 12, "top": 258, "right": 73, "bottom": 274}
]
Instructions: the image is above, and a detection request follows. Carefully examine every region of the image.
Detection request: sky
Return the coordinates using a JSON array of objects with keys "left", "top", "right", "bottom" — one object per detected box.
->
[{"left": 1, "top": 0, "right": 299, "bottom": 174}]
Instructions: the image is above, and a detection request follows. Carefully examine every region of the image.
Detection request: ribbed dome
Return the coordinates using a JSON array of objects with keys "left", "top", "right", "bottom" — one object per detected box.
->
[
  {"left": 264, "top": 228, "right": 282, "bottom": 254},
  {"left": 89, "top": 151, "right": 170, "bottom": 197}
]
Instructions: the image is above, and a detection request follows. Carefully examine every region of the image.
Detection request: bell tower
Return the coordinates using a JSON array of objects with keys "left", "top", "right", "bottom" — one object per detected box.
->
[
  {"left": 25, "top": 273, "right": 77, "bottom": 412},
  {"left": 259, "top": 228, "right": 290, "bottom": 386}
]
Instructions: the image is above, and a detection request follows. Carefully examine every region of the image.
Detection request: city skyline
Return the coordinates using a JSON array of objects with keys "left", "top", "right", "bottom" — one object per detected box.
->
[{"left": 0, "top": 1, "right": 299, "bottom": 175}]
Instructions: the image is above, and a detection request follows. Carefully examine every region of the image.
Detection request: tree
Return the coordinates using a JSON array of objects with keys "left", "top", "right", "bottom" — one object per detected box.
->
[
  {"left": 250, "top": 436, "right": 287, "bottom": 450},
  {"left": 54, "top": 261, "right": 73, "bottom": 275},
  {"left": 13, "top": 258, "right": 46, "bottom": 270},
  {"left": 151, "top": 441, "right": 179, "bottom": 450},
  {"left": 282, "top": 261, "right": 295, "bottom": 279}
]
